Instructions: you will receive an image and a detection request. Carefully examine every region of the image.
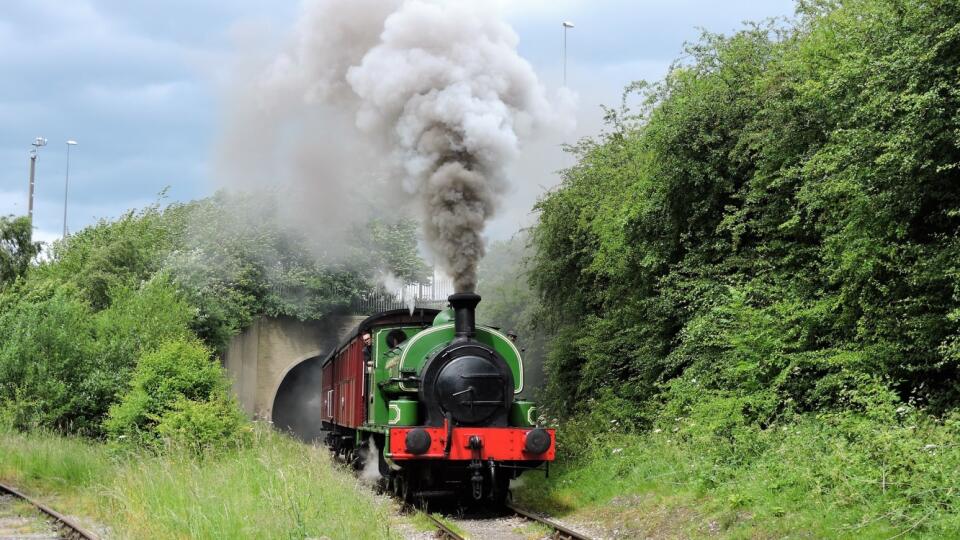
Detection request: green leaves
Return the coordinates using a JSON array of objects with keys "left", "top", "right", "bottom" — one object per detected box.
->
[
  {"left": 532, "top": 0, "right": 960, "bottom": 422},
  {"left": 0, "top": 190, "right": 427, "bottom": 440},
  {"left": 104, "top": 339, "right": 246, "bottom": 452},
  {"left": 0, "top": 216, "right": 40, "bottom": 287}
]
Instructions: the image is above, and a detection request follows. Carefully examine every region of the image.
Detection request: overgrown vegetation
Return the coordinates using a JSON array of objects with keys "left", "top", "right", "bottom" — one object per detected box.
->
[
  {"left": 535, "top": 0, "right": 960, "bottom": 431},
  {"left": 526, "top": 0, "right": 960, "bottom": 535},
  {"left": 0, "top": 191, "right": 421, "bottom": 445},
  {"left": 104, "top": 339, "right": 250, "bottom": 452},
  {"left": 516, "top": 409, "right": 960, "bottom": 538},
  {"left": 0, "top": 421, "right": 399, "bottom": 539}
]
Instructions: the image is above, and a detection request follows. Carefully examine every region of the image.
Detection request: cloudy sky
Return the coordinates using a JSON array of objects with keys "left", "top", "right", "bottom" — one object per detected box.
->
[{"left": 0, "top": 0, "right": 796, "bottom": 244}]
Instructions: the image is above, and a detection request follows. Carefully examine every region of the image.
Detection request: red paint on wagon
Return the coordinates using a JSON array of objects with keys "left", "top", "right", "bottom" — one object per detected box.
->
[{"left": 321, "top": 337, "right": 366, "bottom": 428}]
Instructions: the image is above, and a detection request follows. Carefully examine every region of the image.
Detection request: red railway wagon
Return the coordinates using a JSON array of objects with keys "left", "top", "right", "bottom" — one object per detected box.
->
[{"left": 321, "top": 338, "right": 366, "bottom": 428}]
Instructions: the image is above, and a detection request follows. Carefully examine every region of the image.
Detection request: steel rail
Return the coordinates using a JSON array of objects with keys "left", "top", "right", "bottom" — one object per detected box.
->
[
  {"left": 0, "top": 481, "right": 99, "bottom": 540},
  {"left": 423, "top": 512, "right": 466, "bottom": 540},
  {"left": 507, "top": 502, "right": 594, "bottom": 540}
]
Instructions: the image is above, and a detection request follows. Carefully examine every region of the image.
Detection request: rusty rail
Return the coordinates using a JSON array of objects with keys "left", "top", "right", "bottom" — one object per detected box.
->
[
  {"left": 507, "top": 502, "right": 595, "bottom": 540},
  {"left": 0, "top": 482, "right": 99, "bottom": 540},
  {"left": 423, "top": 512, "right": 466, "bottom": 540}
]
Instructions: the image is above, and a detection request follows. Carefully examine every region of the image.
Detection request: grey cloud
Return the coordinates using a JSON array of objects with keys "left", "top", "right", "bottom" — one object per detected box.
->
[{"left": 0, "top": 0, "right": 797, "bottom": 244}]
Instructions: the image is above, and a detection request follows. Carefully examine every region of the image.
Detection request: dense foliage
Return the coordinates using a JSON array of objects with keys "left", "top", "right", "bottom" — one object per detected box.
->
[
  {"left": 0, "top": 192, "right": 423, "bottom": 443},
  {"left": 524, "top": 2, "right": 960, "bottom": 534},
  {"left": 533, "top": 0, "right": 960, "bottom": 425},
  {"left": 104, "top": 339, "right": 250, "bottom": 452},
  {"left": 0, "top": 216, "right": 40, "bottom": 286},
  {"left": 476, "top": 232, "right": 548, "bottom": 395}
]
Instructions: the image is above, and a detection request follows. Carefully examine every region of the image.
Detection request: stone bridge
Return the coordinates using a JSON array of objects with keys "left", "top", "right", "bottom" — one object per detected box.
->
[{"left": 221, "top": 314, "right": 365, "bottom": 440}]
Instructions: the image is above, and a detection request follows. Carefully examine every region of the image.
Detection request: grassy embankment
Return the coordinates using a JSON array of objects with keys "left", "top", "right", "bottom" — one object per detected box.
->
[
  {"left": 0, "top": 422, "right": 399, "bottom": 539},
  {"left": 514, "top": 412, "right": 960, "bottom": 538}
]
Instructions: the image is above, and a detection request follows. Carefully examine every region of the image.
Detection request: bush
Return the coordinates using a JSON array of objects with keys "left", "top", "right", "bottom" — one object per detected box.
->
[
  {"left": 105, "top": 339, "right": 248, "bottom": 449},
  {"left": 0, "top": 215, "right": 41, "bottom": 287},
  {"left": 155, "top": 397, "right": 251, "bottom": 454},
  {"left": 0, "top": 288, "right": 99, "bottom": 433},
  {"left": 531, "top": 0, "right": 960, "bottom": 422},
  {"left": 0, "top": 277, "right": 195, "bottom": 436}
]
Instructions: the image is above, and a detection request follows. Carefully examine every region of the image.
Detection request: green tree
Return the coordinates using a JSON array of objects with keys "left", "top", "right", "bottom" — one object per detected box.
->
[
  {"left": 0, "top": 216, "right": 40, "bottom": 287},
  {"left": 532, "top": 0, "right": 960, "bottom": 422}
]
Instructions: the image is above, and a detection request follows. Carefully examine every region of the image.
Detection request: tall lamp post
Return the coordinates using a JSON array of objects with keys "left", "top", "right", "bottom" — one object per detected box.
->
[
  {"left": 562, "top": 21, "right": 575, "bottom": 86},
  {"left": 63, "top": 140, "right": 77, "bottom": 238},
  {"left": 28, "top": 137, "right": 47, "bottom": 220}
]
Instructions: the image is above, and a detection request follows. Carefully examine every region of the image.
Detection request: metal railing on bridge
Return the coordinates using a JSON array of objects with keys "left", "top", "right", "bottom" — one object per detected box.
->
[{"left": 350, "top": 273, "right": 455, "bottom": 315}]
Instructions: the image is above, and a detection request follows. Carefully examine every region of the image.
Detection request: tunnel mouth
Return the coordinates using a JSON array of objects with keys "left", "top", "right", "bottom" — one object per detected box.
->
[{"left": 271, "top": 355, "right": 325, "bottom": 442}]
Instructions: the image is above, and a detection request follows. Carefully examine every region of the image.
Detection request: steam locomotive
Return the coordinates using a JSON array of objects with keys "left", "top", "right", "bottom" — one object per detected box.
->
[{"left": 321, "top": 293, "right": 554, "bottom": 503}]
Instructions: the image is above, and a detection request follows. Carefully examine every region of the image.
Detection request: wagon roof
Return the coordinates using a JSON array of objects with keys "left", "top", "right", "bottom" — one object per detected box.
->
[{"left": 321, "top": 308, "right": 441, "bottom": 366}]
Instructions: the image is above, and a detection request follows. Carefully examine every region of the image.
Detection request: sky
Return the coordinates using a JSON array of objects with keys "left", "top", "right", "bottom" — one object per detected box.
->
[{"left": 0, "top": 0, "right": 797, "bottom": 245}]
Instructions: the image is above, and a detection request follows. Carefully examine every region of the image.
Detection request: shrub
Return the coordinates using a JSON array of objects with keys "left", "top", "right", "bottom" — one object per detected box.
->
[
  {"left": 105, "top": 339, "right": 248, "bottom": 449},
  {"left": 155, "top": 397, "right": 251, "bottom": 454},
  {"left": 0, "top": 276, "right": 196, "bottom": 436},
  {"left": 0, "top": 288, "right": 99, "bottom": 433},
  {"left": 0, "top": 215, "right": 41, "bottom": 287},
  {"left": 531, "top": 0, "right": 960, "bottom": 422}
]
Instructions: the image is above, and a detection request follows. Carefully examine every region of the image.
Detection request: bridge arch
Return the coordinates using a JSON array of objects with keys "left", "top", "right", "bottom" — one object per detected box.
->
[
  {"left": 271, "top": 353, "right": 325, "bottom": 441},
  {"left": 221, "top": 315, "right": 365, "bottom": 424}
]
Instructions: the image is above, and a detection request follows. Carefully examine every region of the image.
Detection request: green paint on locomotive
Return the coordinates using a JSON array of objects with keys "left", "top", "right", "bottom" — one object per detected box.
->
[{"left": 361, "top": 308, "right": 525, "bottom": 429}]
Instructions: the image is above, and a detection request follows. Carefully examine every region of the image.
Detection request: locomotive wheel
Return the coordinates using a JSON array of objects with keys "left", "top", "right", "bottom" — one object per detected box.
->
[
  {"left": 401, "top": 476, "right": 414, "bottom": 504},
  {"left": 388, "top": 474, "right": 398, "bottom": 496},
  {"left": 491, "top": 473, "right": 511, "bottom": 506},
  {"left": 395, "top": 476, "right": 407, "bottom": 501}
]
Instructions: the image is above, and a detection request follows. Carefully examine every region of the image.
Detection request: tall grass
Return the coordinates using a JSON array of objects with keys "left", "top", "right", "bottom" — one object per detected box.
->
[
  {"left": 0, "top": 422, "right": 398, "bottom": 539},
  {"left": 514, "top": 412, "right": 960, "bottom": 538}
]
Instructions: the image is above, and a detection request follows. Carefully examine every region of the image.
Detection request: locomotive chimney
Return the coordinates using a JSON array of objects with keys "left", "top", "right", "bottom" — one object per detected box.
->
[{"left": 448, "top": 292, "right": 481, "bottom": 340}]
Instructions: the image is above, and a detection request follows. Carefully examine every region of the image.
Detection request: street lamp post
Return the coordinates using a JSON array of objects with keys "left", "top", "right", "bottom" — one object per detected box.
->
[
  {"left": 28, "top": 137, "right": 47, "bottom": 220},
  {"left": 63, "top": 140, "right": 77, "bottom": 238},
  {"left": 562, "top": 21, "right": 575, "bottom": 86}
]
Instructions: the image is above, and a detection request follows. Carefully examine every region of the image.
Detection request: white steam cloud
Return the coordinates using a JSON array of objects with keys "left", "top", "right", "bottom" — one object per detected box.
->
[
  {"left": 360, "top": 436, "right": 382, "bottom": 484},
  {"left": 219, "top": 0, "right": 574, "bottom": 291}
]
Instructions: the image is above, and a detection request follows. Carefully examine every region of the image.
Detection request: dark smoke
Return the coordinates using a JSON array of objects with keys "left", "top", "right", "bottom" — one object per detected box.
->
[{"left": 220, "top": 0, "right": 574, "bottom": 292}]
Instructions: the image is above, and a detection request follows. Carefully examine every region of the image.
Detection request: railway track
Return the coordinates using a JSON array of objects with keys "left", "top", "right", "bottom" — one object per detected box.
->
[
  {"left": 423, "top": 512, "right": 464, "bottom": 539},
  {"left": 506, "top": 503, "right": 593, "bottom": 540},
  {"left": 0, "top": 482, "right": 99, "bottom": 540},
  {"left": 337, "top": 446, "right": 594, "bottom": 539},
  {"left": 421, "top": 503, "right": 594, "bottom": 540}
]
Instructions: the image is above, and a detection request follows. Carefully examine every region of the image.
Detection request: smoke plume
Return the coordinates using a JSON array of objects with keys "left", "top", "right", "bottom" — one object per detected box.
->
[{"left": 219, "top": 0, "right": 572, "bottom": 292}]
